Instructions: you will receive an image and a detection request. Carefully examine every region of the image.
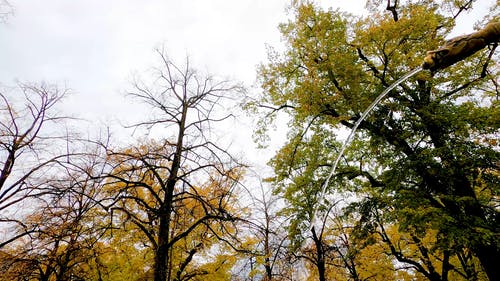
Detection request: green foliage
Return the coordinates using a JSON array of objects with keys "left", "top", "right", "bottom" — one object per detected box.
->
[{"left": 255, "top": 0, "right": 499, "bottom": 279}]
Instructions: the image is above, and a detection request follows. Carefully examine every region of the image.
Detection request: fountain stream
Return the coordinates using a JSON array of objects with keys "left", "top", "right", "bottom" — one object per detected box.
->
[{"left": 311, "top": 67, "right": 423, "bottom": 232}]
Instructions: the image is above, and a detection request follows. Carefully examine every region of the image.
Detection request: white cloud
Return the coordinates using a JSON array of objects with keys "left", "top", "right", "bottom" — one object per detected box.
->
[{"left": 0, "top": 0, "right": 493, "bottom": 162}]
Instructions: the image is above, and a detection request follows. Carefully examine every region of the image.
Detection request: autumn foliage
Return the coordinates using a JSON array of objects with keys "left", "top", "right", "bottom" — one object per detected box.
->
[{"left": 1, "top": 1, "right": 499, "bottom": 280}]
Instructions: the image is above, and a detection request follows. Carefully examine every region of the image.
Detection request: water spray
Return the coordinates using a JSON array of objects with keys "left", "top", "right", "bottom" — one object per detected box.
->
[{"left": 310, "top": 67, "right": 422, "bottom": 232}]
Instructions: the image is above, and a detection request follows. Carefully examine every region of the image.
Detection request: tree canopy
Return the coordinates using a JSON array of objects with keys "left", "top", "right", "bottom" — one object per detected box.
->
[
  {"left": 254, "top": 0, "right": 498, "bottom": 280},
  {"left": 0, "top": 0, "right": 498, "bottom": 280}
]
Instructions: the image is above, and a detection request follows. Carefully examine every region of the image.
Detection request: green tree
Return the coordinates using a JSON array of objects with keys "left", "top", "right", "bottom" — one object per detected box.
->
[{"left": 254, "top": 0, "right": 498, "bottom": 280}]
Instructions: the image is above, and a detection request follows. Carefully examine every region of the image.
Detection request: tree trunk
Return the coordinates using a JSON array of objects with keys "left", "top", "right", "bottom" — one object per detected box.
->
[
  {"left": 311, "top": 228, "right": 326, "bottom": 281},
  {"left": 475, "top": 245, "right": 499, "bottom": 281},
  {"left": 153, "top": 102, "right": 188, "bottom": 281},
  {"left": 264, "top": 223, "right": 272, "bottom": 280},
  {"left": 154, "top": 209, "right": 170, "bottom": 281}
]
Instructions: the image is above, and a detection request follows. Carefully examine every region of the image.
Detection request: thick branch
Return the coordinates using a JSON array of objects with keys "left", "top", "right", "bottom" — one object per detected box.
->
[{"left": 386, "top": 0, "right": 399, "bottom": 22}]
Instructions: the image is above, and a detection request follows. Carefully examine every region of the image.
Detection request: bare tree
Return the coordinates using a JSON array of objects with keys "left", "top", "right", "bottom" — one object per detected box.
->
[
  {"left": 105, "top": 49, "right": 246, "bottom": 281},
  {"left": 238, "top": 181, "right": 295, "bottom": 281},
  {"left": 0, "top": 82, "right": 72, "bottom": 249},
  {"left": 0, "top": 170, "right": 109, "bottom": 281}
]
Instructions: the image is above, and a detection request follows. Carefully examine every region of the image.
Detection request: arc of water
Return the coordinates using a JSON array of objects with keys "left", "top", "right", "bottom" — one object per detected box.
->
[{"left": 310, "top": 67, "right": 422, "bottom": 232}]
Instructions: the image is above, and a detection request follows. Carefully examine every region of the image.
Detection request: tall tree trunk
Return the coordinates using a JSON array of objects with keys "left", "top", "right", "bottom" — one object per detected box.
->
[
  {"left": 153, "top": 102, "right": 188, "bottom": 281},
  {"left": 154, "top": 208, "right": 171, "bottom": 281},
  {"left": 311, "top": 228, "right": 326, "bottom": 281}
]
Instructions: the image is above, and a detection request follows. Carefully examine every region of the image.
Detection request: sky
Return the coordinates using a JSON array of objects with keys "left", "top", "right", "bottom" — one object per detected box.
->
[{"left": 0, "top": 0, "right": 495, "bottom": 167}]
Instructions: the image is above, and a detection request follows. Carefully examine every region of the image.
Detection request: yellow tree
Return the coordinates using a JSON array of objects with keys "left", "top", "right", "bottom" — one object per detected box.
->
[
  {"left": 167, "top": 171, "right": 240, "bottom": 281},
  {"left": 104, "top": 49, "right": 246, "bottom": 281},
  {"left": 105, "top": 140, "right": 243, "bottom": 281},
  {"left": 0, "top": 143, "right": 111, "bottom": 281}
]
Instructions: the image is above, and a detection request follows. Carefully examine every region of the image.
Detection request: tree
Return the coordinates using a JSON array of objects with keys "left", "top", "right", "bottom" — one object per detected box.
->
[
  {"left": 97, "top": 223, "right": 155, "bottom": 281},
  {"left": 264, "top": 122, "right": 349, "bottom": 280},
  {"left": 254, "top": 0, "right": 498, "bottom": 280},
  {"left": 236, "top": 180, "right": 296, "bottom": 281},
  {"left": 106, "top": 140, "right": 243, "bottom": 281},
  {"left": 105, "top": 50, "right": 246, "bottom": 281},
  {"left": 0, "top": 82, "right": 71, "bottom": 249},
  {"left": 0, "top": 141, "right": 111, "bottom": 281}
]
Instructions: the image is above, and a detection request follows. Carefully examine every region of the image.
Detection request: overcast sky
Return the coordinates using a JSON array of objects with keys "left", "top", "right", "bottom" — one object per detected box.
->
[
  {"left": 0, "top": 0, "right": 494, "bottom": 166},
  {"left": 0, "top": 1, "right": 364, "bottom": 119}
]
